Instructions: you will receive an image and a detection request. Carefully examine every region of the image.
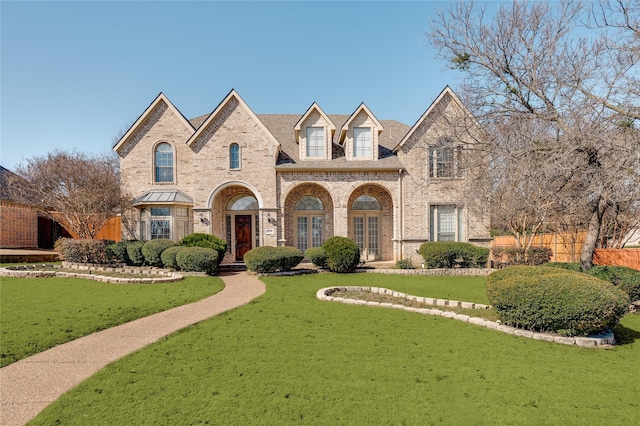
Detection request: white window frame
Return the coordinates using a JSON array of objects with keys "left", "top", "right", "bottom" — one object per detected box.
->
[
  {"left": 353, "top": 127, "right": 372, "bottom": 159},
  {"left": 229, "top": 143, "right": 241, "bottom": 170},
  {"left": 429, "top": 139, "right": 461, "bottom": 179},
  {"left": 139, "top": 206, "right": 191, "bottom": 241},
  {"left": 154, "top": 142, "right": 175, "bottom": 183},
  {"left": 305, "top": 127, "right": 325, "bottom": 158},
  {"left": 429, "top": 205, "right": 465, "bottom": 242}
]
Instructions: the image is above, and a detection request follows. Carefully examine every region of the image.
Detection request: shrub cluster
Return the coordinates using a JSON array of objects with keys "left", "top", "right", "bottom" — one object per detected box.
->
[
  {"left": 141, "top": 239, "right": 177, "bottom": 267},
  {"left": 105, "top": 240, "right": 135, "bottom": 264},
  {"left": 244, "top": 246, "right": 304, "bottom": 273},
  {"left": 180, "top": 233, "right": 228, "bottom": 266},
  {"left": 305, "top": 247, "right": 328, "bottom": 268},
  {"left": 544, "top": 263, "right": 640, "bottom": 302},
  {"left": 54, "top": 238, "right": 113, "bottom": 264},
  {"left": 160, "top": 246, "right": 185, "bottom": 270},
  {"left": 487, "top": 266, "right": 630, "bottom": 336},
  {"left": 176, "top": 247, "right": 218, "bottom": 275},
  {"left": 322, "top": 236, "right": 360, "bottom": 273},
  {"left": 491, "top": 246, "right": 552, "bottom": 268},
  {"left": 418, "top": 242, "right": 489, "bottom": 269}
]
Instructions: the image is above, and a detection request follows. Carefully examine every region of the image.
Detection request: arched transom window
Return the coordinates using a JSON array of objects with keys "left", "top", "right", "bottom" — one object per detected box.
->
[
  {"left": 352, "top": 195, "right": 381, "bottom": 210},
  {"left": 154, "top": 143, "right": 174, "bottom": 183},
  {"left": 227, "top": 194, "right": 259, "bottom": 211},
  {"left": 295, "top": 196, "right": 324, "bottom": 211}
]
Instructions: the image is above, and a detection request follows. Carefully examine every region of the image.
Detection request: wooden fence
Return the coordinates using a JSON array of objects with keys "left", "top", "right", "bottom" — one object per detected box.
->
[
  {"left": 492, "top": 232, "right": 640, "bottom": 270},
  {"left": 58, "top": 216, "right": 122, "bottom": 242}
]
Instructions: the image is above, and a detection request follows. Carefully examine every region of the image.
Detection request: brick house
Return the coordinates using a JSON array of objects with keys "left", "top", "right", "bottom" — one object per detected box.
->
[{"left": 114, "top": 87, "right": 490, "bottom": 263}]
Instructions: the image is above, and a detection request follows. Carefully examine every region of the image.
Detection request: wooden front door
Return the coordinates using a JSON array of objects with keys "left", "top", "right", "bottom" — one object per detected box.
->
[{"left": 235, "top": 215, "right": 252, "bottom": 261}]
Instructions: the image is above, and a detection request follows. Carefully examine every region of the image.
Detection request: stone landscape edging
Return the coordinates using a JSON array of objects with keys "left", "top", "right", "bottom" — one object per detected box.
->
[
  {"left": 316, "top": 286, "right": 615, "bottom": 348},
  {"left": 0, "top": 262, "right": 184, "bottom": 284}
]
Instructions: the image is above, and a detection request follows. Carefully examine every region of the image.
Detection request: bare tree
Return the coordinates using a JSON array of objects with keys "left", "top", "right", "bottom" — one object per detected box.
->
[
  {"left": 429, "top": 0, "right": 640, "bottom": 270},
  {"left": 9, "top": 149, "right": 131, "bottom": 239}
]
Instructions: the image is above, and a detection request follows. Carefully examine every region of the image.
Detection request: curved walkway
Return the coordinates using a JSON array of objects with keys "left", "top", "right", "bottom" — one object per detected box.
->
[{"left": 0, "top": 271, "right": 265, "bottom": 426}]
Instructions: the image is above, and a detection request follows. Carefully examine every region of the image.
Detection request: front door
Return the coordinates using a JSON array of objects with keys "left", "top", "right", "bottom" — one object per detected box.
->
[
  {"left": 353, "top": 215, "right": 379, "bottom": 261},
  {"left": 235, "top": 215, "right": 252, "bottom": 261}
]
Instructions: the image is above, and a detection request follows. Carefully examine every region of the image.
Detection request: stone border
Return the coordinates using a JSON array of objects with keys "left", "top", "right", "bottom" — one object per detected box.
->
[
  {"left": 316, "top": 286, "right": 615, "bottom": 348},
  {"left": 358, "top": 268, "right": 494, "bottom": 276},
  {"left": 0, "top": 262, "right": 184, "bottom": 284}
]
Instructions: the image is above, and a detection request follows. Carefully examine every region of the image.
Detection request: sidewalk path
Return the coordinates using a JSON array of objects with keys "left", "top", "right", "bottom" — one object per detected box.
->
[{"left": 0, "top": 271, "right": 265, "bottom": 426}]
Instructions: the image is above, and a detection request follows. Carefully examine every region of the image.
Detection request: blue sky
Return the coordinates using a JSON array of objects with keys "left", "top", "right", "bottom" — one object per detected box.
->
[{"left": 1, "top": 1, "right": 463, "bottom": 171}]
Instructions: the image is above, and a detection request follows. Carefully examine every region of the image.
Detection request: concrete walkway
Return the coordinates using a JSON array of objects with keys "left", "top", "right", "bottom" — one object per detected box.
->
[{"left": 0, "top": 271, "right": 265, "bottom": 426}]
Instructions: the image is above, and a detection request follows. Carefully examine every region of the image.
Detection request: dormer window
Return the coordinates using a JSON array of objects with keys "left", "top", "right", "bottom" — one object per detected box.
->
[
  {"left": 306, "top": 127, "right": 324, "bottom": 157},
  {"left": 353, "top": 127, "right": 372, "bottom": 158}
]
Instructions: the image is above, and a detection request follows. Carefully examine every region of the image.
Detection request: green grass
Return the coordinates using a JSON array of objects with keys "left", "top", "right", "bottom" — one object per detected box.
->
[
  {"left": 31, "top": 273, "right": 640, "bottom": 425},
  {"left": 0, "top": 276, "right": 224, "bottom": 367}
]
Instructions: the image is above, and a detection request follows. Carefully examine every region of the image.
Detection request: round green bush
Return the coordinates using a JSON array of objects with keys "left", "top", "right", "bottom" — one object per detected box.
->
[
  {"left": 105, "top": 240, "right": 136, "bottom": 264},
  {"left": 543, "top": 262, "right": 582, "bottom": 272},
  {"left": 418, "top": 241, "right": 489, "bottom": 269},
  {"left": 176, "top": 247, "right": 218, "bottom": 275},
  {"left": 487, "top": 266, "right": 630, "bottom": 336},
  {"left": 395, "top": 259, "right": 414, "bottom": 269},
  {"left": 180, "top": 233, "right": 228, "bottom": 266},
  {"left": 244, "top": 246, "right": 304, "bottom": 273},
  {"left": 305, "top": 247, "right": 327, "bottom": 268},
  {"left": 322, "top": 236, "right": 360, "bottom": 273},
  {"left": 142, "top": 239, "right": 176, "bottom": 267},
  {"left": 161, "top": 246, "right": 185, "bottom": 270},
  {"left": 126, "top": 241, "right": 146, "bottom": 266}
]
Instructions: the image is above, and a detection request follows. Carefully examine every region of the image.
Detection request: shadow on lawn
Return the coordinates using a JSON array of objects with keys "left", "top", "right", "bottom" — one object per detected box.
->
[{"left": 614, "top": 322, "right": 640, "bottom": 345}]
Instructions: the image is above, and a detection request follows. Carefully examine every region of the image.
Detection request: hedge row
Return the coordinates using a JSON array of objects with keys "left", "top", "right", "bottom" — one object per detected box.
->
[
  {"left": 491, "top": 246, "right": 552, "bottom": 268},
  {"left": 244, "top": 246, "right": 304, "bottom": 273},
  {"left": 54, "top": 238, "right": 114, "bottom": 264},
  {"left": 545, "top": 263, "right": 640, "bottom": 302},
  {"left": 487, "top": 266, "right": 630, "bottom": 337},
  {"left": 418, "top": 242, "right": 489, "bottom": 269}
]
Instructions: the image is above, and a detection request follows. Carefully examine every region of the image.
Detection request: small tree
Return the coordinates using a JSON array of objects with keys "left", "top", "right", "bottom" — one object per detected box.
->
[{"left": 8, "top": 149, "right": 130, "bottom": 239}]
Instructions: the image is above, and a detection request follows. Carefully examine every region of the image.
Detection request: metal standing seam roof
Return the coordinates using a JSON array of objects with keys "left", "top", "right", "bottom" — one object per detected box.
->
[{"left": 133, "top": 190, "right": 194, "bottom": 205}]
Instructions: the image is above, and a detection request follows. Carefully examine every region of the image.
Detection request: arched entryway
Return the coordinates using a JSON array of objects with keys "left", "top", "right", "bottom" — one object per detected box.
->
[
  {"left": 210, "top": 185, "right": 261, "bottom": 262},
  {"left": 347, "top": 185, "right": 393, "bottom": 261},
  {"left": 283, "top": 183, "right": 334, "bottom": 251}
]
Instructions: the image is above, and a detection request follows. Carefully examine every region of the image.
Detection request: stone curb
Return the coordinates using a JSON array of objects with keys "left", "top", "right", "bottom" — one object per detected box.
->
[
  {"left": 358, "top": 268, "right": 494, "bottom": 276},
  {"left": 316, "top": 286, "right": 615, "bottom": 348},
  {"left": 0, "top": 266, "right": 184, "bottom": 284}
]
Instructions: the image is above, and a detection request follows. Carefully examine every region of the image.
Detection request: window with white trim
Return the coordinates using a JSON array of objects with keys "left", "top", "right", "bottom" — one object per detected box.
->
[
  {"left": 139, "top": 206, "right": 191, "bottom": 241},
  {"left": 429, "top": 138, "right": 461, "bottom": 178},
  {"left": 429, "top": 205, "right": 465, "bottom": 242},
  {"left": 353, "top": 127, "right": 372, "bottom": 158},
  {"left": 154, "top": 143, "right": 174, "bottom": 183},
  {"left": 230, "top": 143, "right": 240, "bottom": 169},
  {"left": 306, "top": 127, "right": 324, "bottom": 158}
]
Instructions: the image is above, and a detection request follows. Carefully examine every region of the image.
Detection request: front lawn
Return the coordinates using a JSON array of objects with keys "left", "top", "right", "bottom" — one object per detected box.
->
[
  {"left": 0, "top": 275, "right": 224, "bottom": 367},
  {"left": 31, "top": 273, "right": 640, "bottom": 425}
]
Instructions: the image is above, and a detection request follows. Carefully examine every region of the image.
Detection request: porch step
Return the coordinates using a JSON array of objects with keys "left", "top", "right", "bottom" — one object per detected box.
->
[{"left": 219, "top": 263, "right": 247, "bottom": 272}]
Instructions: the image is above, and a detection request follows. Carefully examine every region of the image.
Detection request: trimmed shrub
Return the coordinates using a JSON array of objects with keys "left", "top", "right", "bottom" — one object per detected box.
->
[
  {"left": 322, "top": 236, "right": 360, "bottom": 273},
  {"left": 54, "top": 238, "right": 113, "bottom": 264},
  {"left": 545, "top": 263, "right": 640, "bottom": 302},
  {"left": 180, "top": 233, "right": 228, "bottom": 266},
  {"left": 176, "top": 247, "right": 218, "bottom": 275},
  {"left": 105, "top": 240, "right": 136, "bottom": 264},
  {"left": 418, "top": 242, "right": 489, "bottom": 269},
  {"left": 543, "top": 262, "right": 582, "bottom": 272},
  {"left": 487, "top": 266, "right": 630, "bottom": 336},
  {"left": 396, "top": 259, "right": 414, "bottom": 269},
  {"left": 142, "top": 239, "right": 177, "bottom": 267},
  {"left": 305, "top": 247, "right": 327, "bottom": 268},
  {"left": 588, "top": 265, "right": 640, "bottom": 302},
  {"left": 491, "top": 246, "right": 552, "bottom": 268},
  {"left": 161, "top": 246, "right": 185, "bottom": 270},
  {"left": 244, "top": 246, "right": 304, "bottom": 273},
  {"left": 126, "top": 241, "right": 146, "bottom": 266}
]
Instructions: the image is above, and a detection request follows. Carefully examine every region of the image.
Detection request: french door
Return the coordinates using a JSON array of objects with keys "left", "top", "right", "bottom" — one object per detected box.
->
[{"left": 353, "top": 215, "right": 379, "bottom": 260}]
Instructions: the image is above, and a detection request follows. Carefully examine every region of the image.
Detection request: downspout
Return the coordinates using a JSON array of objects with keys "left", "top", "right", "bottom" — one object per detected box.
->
[{"left": 398, "top": 168, "right": 403, "bottom": 260}]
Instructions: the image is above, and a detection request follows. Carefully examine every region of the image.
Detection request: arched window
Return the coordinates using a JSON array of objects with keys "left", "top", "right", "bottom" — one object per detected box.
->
[
  {"left": 227, "top": 194, "right": 259, "bottom": 211},
  {"left": 154, "top": 143, "right": 173, "bottom": 183},
  {"left": 352, "top": 195, "right": 381, "bottom": 210},
  {"left": 294, "top": 196, "right": 324, "bottom": 251},
  {"left": 230, "top": 143, "right": 240, "bottom": 169}
]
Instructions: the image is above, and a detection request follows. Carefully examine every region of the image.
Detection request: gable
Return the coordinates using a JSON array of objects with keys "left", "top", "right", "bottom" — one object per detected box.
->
[{"left": 113, "top": 93, "right": 194, "bottom": 156}]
